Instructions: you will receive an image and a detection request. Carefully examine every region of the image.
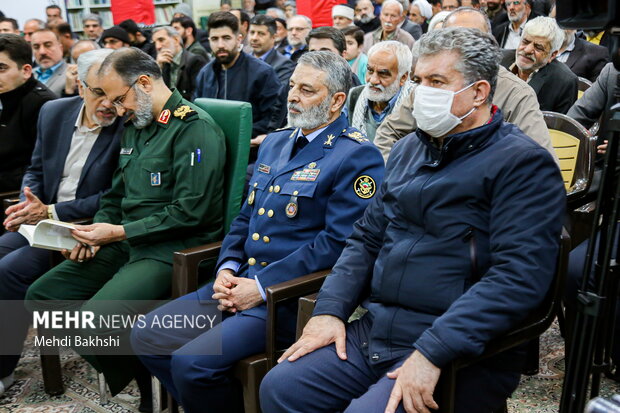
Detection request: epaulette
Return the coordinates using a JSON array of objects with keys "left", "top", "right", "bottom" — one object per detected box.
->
[
  {"left": 342, "top": 128, "right": 370, "bottom": 144},
  {"left": 173, "top": 104, "right": 198, "bottom": 121}
]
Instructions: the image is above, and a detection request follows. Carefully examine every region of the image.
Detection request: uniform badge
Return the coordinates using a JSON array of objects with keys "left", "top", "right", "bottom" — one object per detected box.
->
[
  {"left": 151, "top": 172, "right": 161, "bottom": 186},
  {"left": 258, "top": 164, "right": 271, "bottom": 174},
  {"left": 308, "top": 162, "right": 317, "bottom": 169},
  {"left": 324, "top": 134, "right": 335, "bottom": 146},
  {"left": 157, "top": 109, "right": 171, "bottom": 124},
  {"left": 354, "top": 175, "right": 376, "bottom": 199},
  {"left": 120, "top": 147, "right": 133, "bottom": 155},
  {"left": 348, "top": 131, "right": 369, "bottom": 143},
  {"left": 174, "top": 105, "right": 195, "bottom": 119},
  {"left": 285, "top": 201, "right": 298, "bottom": 218},
  {"left": 248, "top": 190, "right": 255, "bottom": 205},
  {"left": 291, "top": 169, "right": 320, "bottom": 182}
]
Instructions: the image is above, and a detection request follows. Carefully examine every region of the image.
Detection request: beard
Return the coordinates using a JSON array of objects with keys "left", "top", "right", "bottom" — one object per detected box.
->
[
  {"left": 91, "top": 109, "right": 116, "bottom": 127},
  {"left": 288, "top": 95, "right": 332, "bottom": 130},
  {"left": 366, "top": 80, "right": 401, "bottom": 102},
  {"left": 508, "top": 8, "right": 525, "bottom": 22},
  {"left": 214, "top": 48, "right": 238, "bottom": 65},
  {"left": 356, "top": 13, "right": 374, "bottom": 23},
  {"left": 131, "top": 86, "right": 154, "bottom": 129}
]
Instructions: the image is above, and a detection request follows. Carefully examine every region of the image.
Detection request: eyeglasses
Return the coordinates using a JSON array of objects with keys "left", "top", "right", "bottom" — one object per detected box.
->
[
  {"left": 111, "top": 78, "right": 139, "bottom": 109},
  {"left": 82, "top": 80, "right": 106, "bottom": 98},
  {"left": 505, "top": 1, "right": 522, "bottom": 6}
]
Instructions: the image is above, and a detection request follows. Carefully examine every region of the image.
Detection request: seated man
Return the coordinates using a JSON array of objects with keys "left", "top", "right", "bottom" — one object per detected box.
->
[
  {"left": 509, "top": 16, "right": 578, "bottom": 114},
  {"left": 195, "top": 11, "right": 285, "bottom": 147},
  {"left": 152, "top": 26, "right": 207, "bottom": 101},
  {"left": 118, "top": 19, "right": 157, "bottom": 58},
  {"left": 556, "top": 29, "right": 609, "bottom": 82},
  {"left": 130, "top": 51, "right": 385, "bottom": 413},
  {"left": 100, "top": 26, "right": 131, "bottom": 50},
  {"left": 347, "top": 41, "right": 414, "bottom": 141},
  {"left": 31, "top": 29, "right": 67, "bottom": 96},
  {"left": 0, "top": 48, "right": 123, "bottom": 396},
  {"left": 363, "top": 0, "right": 416, "bottom": 53},
  {"left": 307, "top": 26, "right": 362, "bottom": 86},
  {"left": 249, "top": 14, "right": 295, "bottom": 88},
  {"left": 171, "top": 16, "right": 211, "bottom": 59},
  {"left": 0, "top": 34, "right": 56, "bottom": 192},
  {"left": 25, "top": 48, "right": 226, "bottom": 404},
  {"left": 261, "top": 27, "right": 565, "bottom": 413},
  {"left": 374, "top": 7, "right": 557, "bottom": 164}
]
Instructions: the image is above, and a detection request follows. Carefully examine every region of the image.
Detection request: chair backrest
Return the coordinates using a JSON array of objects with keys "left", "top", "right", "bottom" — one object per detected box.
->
[
  {"left": 577, "top": 77, "right": 593, "bottom": 100},
  {"left": 544, "top": 111, "right": 596, "bottom": 201},
  {"left": 193, "top": 98, "right": 252, "bottom": 233}
]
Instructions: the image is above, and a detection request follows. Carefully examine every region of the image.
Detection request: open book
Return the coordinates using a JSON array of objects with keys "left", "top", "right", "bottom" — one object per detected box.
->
[{"left": 18, "top": 219, "right": 81, "bottom": 252}]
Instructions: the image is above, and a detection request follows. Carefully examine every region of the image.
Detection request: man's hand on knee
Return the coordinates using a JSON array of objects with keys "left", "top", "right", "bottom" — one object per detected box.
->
[
  {"left": 278, "top": 315, "right": 347, "bottom": 363},
  {"left": 385, "top": 350, "right": 440, "bottom": 413},
  {"left": 212, "top": 269, "right": 237, "bottom": 312}
]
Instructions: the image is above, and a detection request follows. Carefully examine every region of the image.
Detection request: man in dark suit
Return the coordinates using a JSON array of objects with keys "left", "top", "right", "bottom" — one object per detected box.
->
[
  {"left": 492, "top": 0, "right": 536, "bottom": 49},
  {"left": 249, "top": 14, "right": 295, "bottom": 87},
  {"left": 557, "top": 30, "right": 610, "bottom": 82},
  {"left": 0, "top": 48, "right": 123, "bottom": 396},
  {"left": 152, "top": 26, "right": 207, "bottom": 101},
  {"left": 510, "top": 16, "right": 577, "bottom": 114}
]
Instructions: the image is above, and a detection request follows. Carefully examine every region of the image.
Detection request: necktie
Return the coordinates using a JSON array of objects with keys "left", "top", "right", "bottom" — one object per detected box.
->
[{"left": 291, "top": 135, "right": 308, "bottom": 159}]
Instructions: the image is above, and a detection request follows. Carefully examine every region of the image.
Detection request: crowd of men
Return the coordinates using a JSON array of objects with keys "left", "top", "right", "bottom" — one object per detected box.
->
[{"left": 0, "top": 0, "right": 617, "bottom": 412}]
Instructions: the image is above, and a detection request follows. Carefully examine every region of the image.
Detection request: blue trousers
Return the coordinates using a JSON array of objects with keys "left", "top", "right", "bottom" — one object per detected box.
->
[
  {"left": 260, "top": 315, "right": 521, "bottom": 413},
  {"left": 131, "top": 282, "right": 267, "bottom": 413},
  {"left": 0, "top": 231, "right": 52, "bottom": 377}
]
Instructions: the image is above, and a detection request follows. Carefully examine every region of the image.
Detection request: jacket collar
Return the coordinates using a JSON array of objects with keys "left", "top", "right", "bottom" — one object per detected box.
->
[{"left": 417, "top": 106, "right": 503, "bottom": 166}]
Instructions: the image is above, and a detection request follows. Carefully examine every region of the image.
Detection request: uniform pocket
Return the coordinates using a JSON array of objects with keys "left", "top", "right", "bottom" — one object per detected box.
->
[{"left": 139, "top": 157, "right": 171, "bottom": 198}]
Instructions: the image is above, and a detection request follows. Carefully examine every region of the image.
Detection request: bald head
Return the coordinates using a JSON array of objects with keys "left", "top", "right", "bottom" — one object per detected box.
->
[{"left": 443, "top": 7, "right": 491, "bottom": 33}]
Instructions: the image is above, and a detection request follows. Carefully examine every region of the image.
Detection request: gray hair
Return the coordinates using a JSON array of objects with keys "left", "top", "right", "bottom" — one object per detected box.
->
[
  {"left": 82, "top": 13, "right": 103, "bottom": 25},
  {"left": 522, "top": 16, "right": 564, "bottom": 53},
  {"left": 288, "top": 14, "right": 312, "bottom": 28},
  {"left": 444, "top": 7, "right": 492, "bottom": 33},
  {"left": 77, "top": 48, "right": 114, "bottom": 83},
  {"left": 416, "top": 27, "right": 501, "bottom": 102},
  {"left": 99, "top": 47, "right": 162, "bottom": 84},
  {"left": 428, "top": 10, "right": 451, "bottom": 30},
  {"left": 395, "top": 0, "right": 410, "bottom": 14},
  {"left": 25, "top": 18, "right": 45, "bottom": 28},
  {"left": 152, "top": 25, "right": 182, "bottom": 40},
  {"left": 266, "top": 7, "right": 286, "bottom": 19},
  {"left": 367, "top": 40, "right": 413, "bottom": 78},
  {"left": 297, "top": 50, "right": 352, "bottom": 96},
  {"left": 382, "top": 0, "right": 404, "bottom": 14}
]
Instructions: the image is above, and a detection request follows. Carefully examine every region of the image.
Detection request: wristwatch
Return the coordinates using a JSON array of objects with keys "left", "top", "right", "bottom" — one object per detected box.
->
[{"left": 47, "top": 205, "right": 54, "bottom": 220}]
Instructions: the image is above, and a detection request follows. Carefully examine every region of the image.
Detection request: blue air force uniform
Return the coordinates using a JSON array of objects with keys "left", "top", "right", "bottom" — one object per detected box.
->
[{"left": 131, "top": 113, "right": 385, "bottom": 413}]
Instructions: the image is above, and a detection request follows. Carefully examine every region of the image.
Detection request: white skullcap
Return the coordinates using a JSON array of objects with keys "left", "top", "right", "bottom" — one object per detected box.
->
[
  {"left": 412, "top": 0, "right": 433, "bottom": 19},
  {"left": 332, "top": 5, "right": 354, "bottom": 20}
]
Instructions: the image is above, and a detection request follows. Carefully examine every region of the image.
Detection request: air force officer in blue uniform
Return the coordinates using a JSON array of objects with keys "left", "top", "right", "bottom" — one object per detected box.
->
[{"left": 131, "top": 51, "right": 385, "bottom": 413}]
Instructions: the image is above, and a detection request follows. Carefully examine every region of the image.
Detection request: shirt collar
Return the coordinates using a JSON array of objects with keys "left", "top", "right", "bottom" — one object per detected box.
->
[
  {"left": 172, "top": 49, "right": 183, "bottom": 66},
  {"left": 34, "top": 60, "right": 63, "bottom": 77},
  {"left": 257, "top": 48, "right": 274, "bottom": 61},
  {"left": 295, "top": 125, "right": 329, "bottom": 143},
  {"left": 74, "top": 103, "right": 102, "bottom": 133}
]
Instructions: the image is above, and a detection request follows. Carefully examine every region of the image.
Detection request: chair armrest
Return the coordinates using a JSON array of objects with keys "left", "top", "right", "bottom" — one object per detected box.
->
[
  {"left": 264, "top": 269, "right": 330, "bottom": 368},
  {"left": 172, "top": 241, "right": 222, "bottom": 298}
]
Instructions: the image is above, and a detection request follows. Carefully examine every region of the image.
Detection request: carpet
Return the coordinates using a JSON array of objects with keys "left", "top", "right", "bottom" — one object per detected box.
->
[{"left": 1, "top": 323, "right": 619, "bottom": 412}]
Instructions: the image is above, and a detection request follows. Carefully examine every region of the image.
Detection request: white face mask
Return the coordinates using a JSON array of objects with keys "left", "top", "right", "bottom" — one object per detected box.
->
[{"left": 413, "top": 83, "right": 476, "bottom": 138}]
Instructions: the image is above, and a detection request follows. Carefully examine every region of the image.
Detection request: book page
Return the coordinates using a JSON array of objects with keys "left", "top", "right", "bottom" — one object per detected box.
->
[{"left": 31, "top": 220, "right": 80, "bottom": 251}]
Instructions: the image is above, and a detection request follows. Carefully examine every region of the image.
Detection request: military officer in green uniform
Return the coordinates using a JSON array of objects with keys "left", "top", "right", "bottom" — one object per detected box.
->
[{"left": 25, "top": 48, "right": 226, "bottom": 404}]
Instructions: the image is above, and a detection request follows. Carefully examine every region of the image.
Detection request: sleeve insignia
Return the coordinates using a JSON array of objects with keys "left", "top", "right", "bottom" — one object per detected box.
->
[
  {"left": 354, "top": 175, "right": 376, "bottom": 199},
  {"left": 173, "top": 105, "right": 196, "bottom": 120}
]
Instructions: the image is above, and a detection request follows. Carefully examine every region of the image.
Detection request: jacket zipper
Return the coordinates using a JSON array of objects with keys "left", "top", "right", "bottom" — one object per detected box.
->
[{"left": 462, "top": 226, "right": 479, "bottom": 283}]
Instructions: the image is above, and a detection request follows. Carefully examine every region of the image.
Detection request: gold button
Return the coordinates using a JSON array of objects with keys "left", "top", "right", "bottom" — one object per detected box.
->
[
  {"left": 258, "top": 208, "right": 265, "bottom": 215},
  {"left": 252, "top": 233, "right": 260, "bottom": 241},
  {"left": 269, "top": 186, "right": 273, "bottom": 192},
  {"left": 253, "top": 182, "right": 258, "bottom": 187},
  {"left": 263, "top": 236, "right": 270, "bottom": 243},
  {"left": 248, "top": 258, "right": 256, "bottom": 265},
  {"left": 274, "top": 185, "right": 281, "bottom": 193},
  {"left": 260, "top": 262, "right": 268, "bottom": 267},
  {"left": 267, "top": 209, "right": 274, "bottom": 218},
  {"left": 293, "top": 190, "right": 299, "bottom": 196}
]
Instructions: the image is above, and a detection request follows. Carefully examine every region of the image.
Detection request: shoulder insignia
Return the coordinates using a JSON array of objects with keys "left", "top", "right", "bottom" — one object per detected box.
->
[
  {"left": 173, "top": 105, "right": 197, "bottom": 120},
  {"left": 345, "top": 130, "right": 370, "bottom": 144},
  {"left": 354, "top": 175, "right": 376, "bottom": 199},
  {"left": 324, "top": 134, "right": 336, "bottom": 146}
]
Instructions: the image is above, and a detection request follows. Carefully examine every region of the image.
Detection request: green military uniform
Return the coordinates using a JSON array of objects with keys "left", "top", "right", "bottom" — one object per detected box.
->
[{"left": 25, "top": 89, "right": 226, "bottom": 394}]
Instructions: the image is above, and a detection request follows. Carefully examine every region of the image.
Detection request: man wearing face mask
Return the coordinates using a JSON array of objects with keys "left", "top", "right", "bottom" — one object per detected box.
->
[
  {"left": 261, "top": 27, "right": 565, "bottom": 413},
  {"left": 509, "top": 16, "right": 578, "bottom": 114},
  {"left": 0, "top": 48, "right": 123, "bottom": 397}
]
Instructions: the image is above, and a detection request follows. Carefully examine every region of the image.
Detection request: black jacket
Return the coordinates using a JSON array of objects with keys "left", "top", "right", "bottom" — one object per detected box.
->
[
  {"left": 263, "top": 48, "right": 296, "bottom": 86},
  {"left": 162, "top": 49, "right": 208, "bottom": 101},
  {"left": 492, "top": 12, "right": 539, "bottom": 48},
  {"left": 400, "top": 19, "right": 423, "bottom": 40},
  {"left": 0, "top": 77, "right": 56, "bottom": 191},
  {"left": 355, "top": 16, "right": 381, "bottom": 33},
  {"left": 529, "top": 59, "right": 579, "bottom": 114},
  {"left": 564, "top": 37, "right": 610, "bottom": 82}
]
